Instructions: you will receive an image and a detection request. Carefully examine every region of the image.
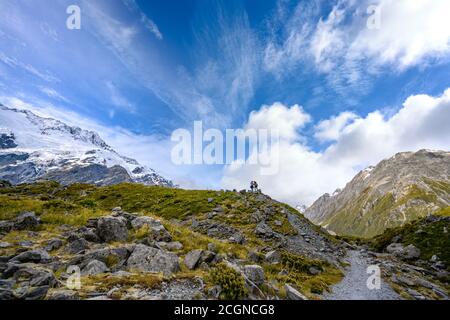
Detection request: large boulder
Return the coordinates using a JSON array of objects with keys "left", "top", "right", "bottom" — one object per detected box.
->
[
  {"left": 14, "top": 212, "right": 40, "bottom": 230},
  {"left": 82, "top": 260, "right": 110, "bottom": 276},
  {"left": 97, "top": 216, "right": 128, "bottom": 242},
  {"left": 131, "top": 216, "right": 162, "bottom": 230},
  {"left": 10, "top": 249, "right": 51, "bottom": 264},
  {"left": 46, "top": 289, "right": 79, "bottom": 300},
  {"left": 386, "top": 243, "right": 421, "bottom": 260},
  {"left": 127, "top": 244, "right": 180, "bottom": 276},
  {"left": 243, "top": 265, "right": 265, "bottom": 286},
  {"left": 148, "top": 225, "right": 172, "bottom": 242},
  {"left": 184, "top": 250, "right": 203, "bottom": 270}
]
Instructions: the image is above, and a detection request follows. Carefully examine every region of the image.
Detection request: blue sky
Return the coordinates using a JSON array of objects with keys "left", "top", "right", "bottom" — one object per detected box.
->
[{"left": 1, "top": 0, "right": 450, "bottom": 205}]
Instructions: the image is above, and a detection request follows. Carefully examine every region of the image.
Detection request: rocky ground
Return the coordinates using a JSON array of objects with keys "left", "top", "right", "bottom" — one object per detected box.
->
[
  {"left": 0, "top": 182, "right": 448, "bottom": 300},
  {"left": 0, "top": 182, "right": 348, "bottom": 300}
]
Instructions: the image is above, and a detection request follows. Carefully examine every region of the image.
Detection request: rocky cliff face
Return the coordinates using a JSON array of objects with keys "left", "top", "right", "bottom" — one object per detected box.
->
[
  {"left": 0, "top": 104, "right": 172, "bottom": 187},
  {"left": 305, "top": 150, "right": 450, "bottom": 237}
]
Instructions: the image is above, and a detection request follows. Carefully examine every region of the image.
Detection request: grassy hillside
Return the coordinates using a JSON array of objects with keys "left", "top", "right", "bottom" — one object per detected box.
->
[
  {"left": 322, "top": 179, "right": 450, "bottom": 238},
  {"left": 0, "top": 181, "right": 343, "bottom": 300}
]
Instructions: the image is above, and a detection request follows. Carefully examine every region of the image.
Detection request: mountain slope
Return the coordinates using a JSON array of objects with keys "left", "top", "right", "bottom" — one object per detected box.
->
[
  {"left": 305, "top": 150, "right": 450, "bottom": 238},
  {"left": 0, "top": 104, "right": 172, "bottom": 187}
]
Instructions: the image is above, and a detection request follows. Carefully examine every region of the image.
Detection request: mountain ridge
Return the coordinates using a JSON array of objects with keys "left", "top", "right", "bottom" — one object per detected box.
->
[
  {"left": 304, "top": 149, "right": 450, "bottom": 237},
  {"left": 0, "top": 104, "right": 172, "bottom": 187}
]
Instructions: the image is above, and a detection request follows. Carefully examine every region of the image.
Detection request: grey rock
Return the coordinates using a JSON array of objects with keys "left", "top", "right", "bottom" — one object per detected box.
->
[
  {"left": 284, "top": 284, "right": 307, "bottom": 300},
  {"left": 386, "top": 243, "right": 421, "bottom": 260},
  {"left": 14, "top": 211, "right": 40, "bottom": 230},
  {"left": 207, "top": 243, "right": 217, "bottom": 253},
  {"left": 248, "top": 251, "right": 260, "bottom": 263},
  {"left": 243, "top": 265, "right": 265, "bottom": 286},
  {"left": 13, "top": 267, "right": 56, "bottom": 287},
  {"left": 208, "top": 285, "right": 222, "bottom": 299},
  {"left": 0, "top": 221, "right": 14, "bottom": 234},
  {"left": 14, "top": 285, "right": 49, "bottom": 300},
  {"left": 163, "top": 241, "right": 184, "bottom": 251},
  {"left": 44, "top": 238, "right": 63, "bottom": 252},
  {"left": 308, "top": 266, "right": 322, "bottom": 275},
  {"left": 254, "top": 222, "right": 274, "bottom": 238},
  {"left": 265, "top": 250, "right": 281, "bottom": 264},
  {"left": 10, "top": 249, "right": 51, "bottom": 264},
  {"left": 82, "top": 259, "right": 110, "bottom": 276},
  {"left": 127, "top": 244, "right": 180, "bottom": 276},
  {"left": 131, "top": 216, "right": 162, "bottom": 230},
  {"left": 97, "top": 216, "right": 128, "bottom": 242},
  {"left": 65, "top": 237, "right": 89, "bottom": 254},
  {"left": 148, "top": 225, "right": 172, "bottom": 242},
  {"left": 46, "top": 289, "right": 79, "bottom": 300},
  {"left": 0, "top": 241, "right": 11, "bottom": 248},
  {"left": 184, "top": 249, "right": 203, "bottom": 270}
]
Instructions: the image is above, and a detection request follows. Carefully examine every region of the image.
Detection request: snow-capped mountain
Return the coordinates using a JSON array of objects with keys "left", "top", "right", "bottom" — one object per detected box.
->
[{"left": 0, "top": 104, "right": 173, "bottom": 187}]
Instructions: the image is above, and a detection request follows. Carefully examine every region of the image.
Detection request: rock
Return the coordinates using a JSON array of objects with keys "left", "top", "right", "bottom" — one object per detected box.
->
[
  {"left": 87, "top": 295, "right": 111, "bottom": 300},
  {"left": 97, "top": 216, "right": 128, "bottom": 242},
  {"left": 207, "top": 243, "right": 217, "bottom": 253},
  {"left": 13, "top": 267, "right": 57, "bottom": 287},
  {"left": 82, "top": 260, "right": 110, "bottom": 276},
  {"left": 10, "top": 249, "right": 51, "bottom": 264},
  {"left": 208, "top": 285, "right": 222, "bottom": 299},
  {"left": 243, "top": 265, "right": 265, "bottom": 286},
  {"left": 254, "top": 222, "right": 274, "bottom": 238},
  {"left": 278, "top": 269, "right": 288, "bottom": 276},
  {"left": 69, "top": 246, "right": 132, "bottom": 270},
  {"left": 148, "top": 225, "right": 172, "bottom": 242},
  {"left": 386, "top": 243, "right": 421, "bottom": 260},
  {"left": 248, "top": 251, "right": 260, "bottom": 263},
  {"left": 14, "top": 211, "right": 40, "bottom": 230},
  {"left": 308, "top": 266, "right": 322, "bottom": 275},
  {"left": 274, "top": 220, "right": 282, "bottom": 226},
  {"left": 164, "top": 241, "right": 184, "bottom": 251},
  {"left": 430, "top": 255, "right": 439, "bottom": 262},
  {"left": 200, "top": 251, "right": 216, "bottom": 264},
  {"left": 127, "top": 244, "right": 180, "bottom": 276},
  {"left": 212, "top": 206, "right": 224, "bottom": 213},
  {"left": 46, "top": 289, "right": 79, "bottom": 300},
  {"left": 0, "top": 221, "right": 14, "bottom": 234},
  {"left": 434, "top": 261, "right": 446, "bottom": 270},
  {"left": 65, "top": 237, "right": 89, "bottom": 254},
  {"left": 44, "top": 238, "right": 63, "bottom": 252},
  {"left": 284, "top": 284, "right": 307, "bottom": 300},
  {"left": 0, "top": 241, "right": 11, "bottom": 248},
  {"left": 403, "top": 244, "right": 421, "bottom": 259},
  {"left": 131, "top": 216, "right": 162, "bottom": 230},
  {"left": 265, "top": 250, "right": 281, "bottom": 264},
  {"left": 14, "top": 285, "right": 49, "bottom": 300},
  {"left": 77, "top": 227, "right": 101, "bottom": 242},
  {"left": 406, "top": 288, "right": 426, "bottom": 300},
  {"left": 207, "top": 198, "right": 214, "bottom": 203},
  {"left": 184, "top": 249, "right": 203, "bottom": 270}
]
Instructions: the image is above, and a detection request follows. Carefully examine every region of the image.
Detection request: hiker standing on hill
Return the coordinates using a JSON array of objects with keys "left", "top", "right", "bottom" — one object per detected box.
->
[{"left": 250, "top": 181, "right": 259, "bottom": 193}]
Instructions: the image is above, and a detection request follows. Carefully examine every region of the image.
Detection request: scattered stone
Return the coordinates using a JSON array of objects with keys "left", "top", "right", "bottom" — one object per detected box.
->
[
  {"left": 127, "top": 244, "right": 180, "bottom": 276},
  {"left": 184, "top": 249, "right": 203, "bottom": 270},
  {"left": 0, "top": 221, "right": 14, "bottom": 234},
  {"left": 207, "top": 243, "right": 217, "bottom": 253},
  {"left": 284, "top": 284, "right": 307, "bottom": 300},
  {"left": 46, "top": 289, "right": 79, "bottom": 300},
  {"left": 14, "top": 211, "right": 40, "bottom": 230},
  {"left": 274, "top": 220, "right": 282, "bottom": 226},
  {"left": 82, "top": 260, "right": 110, "bottom": 276},
  {"left": 243, "top": 265, "right": 265, "bottom": 286},
  {"left": 131, "top": 216, "right": 162, "bottom": 230},
  {"left": 97, "top": 216, "right": 128, "bottom": 242},
  {"left": 44, "top": 238, "right": 63, "bottom": 252},
  {"left": 208, "top": 285, "right": 222, "bottom": 299},
  {"left": 430, "top": 255, "right": 439, "bottom": 262},
  {"left": 207, "top": 198, "right": 214, "bottom": 203},
  {"left": 254, "top": 222, "right": 274, "bottom": 238},
  {"left": 65, "top": 237, "right": 89, "bottom": 254},
  {"left": 386, "top": 243, "right": 421, "bottom": 260},
  {"left": 10, "top": 249, "right": 51, "bottom": 264},
  {"left": 265, "top": 250, "right": 281, "bottom": 264},
  {"left": 308, "top": 266, "right": 322, "bottom": 275},
  {"left": 165, "top": 241, "right": 184, "bottom": 251},
  {"left": 0, "top": 241, "right": 11, "bottom": 248},
  {"left": 248, "top": 251, "right": 260, "bottom": 263},
  {"left": 148, "top": 225, "right": 172, "bottom": 242}
]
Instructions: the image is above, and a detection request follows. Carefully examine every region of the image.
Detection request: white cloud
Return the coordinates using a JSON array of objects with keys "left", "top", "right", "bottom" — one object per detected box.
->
[
  {"left": 264, "top": 0, "right": 450, "bottom": 96},
  {"left": 222, "top": 88, "right": 450, "bottom": 206},
  {"left": 38, "top": 86, "right": 69, "bottom": 103},
  {"left": 106, "top": 81, "right": 136, "bottom": 113},
  {"left": 314, "top": 111, "right": 358, "bottom": 142},
  {"left": 245, "top": 102, "right": 311, "bottom": 141}
]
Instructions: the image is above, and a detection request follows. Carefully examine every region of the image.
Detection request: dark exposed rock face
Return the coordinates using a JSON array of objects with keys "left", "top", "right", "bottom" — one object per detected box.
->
[
  {"left": 42, "top": 164, "right": 133, "bottom": 186},
  {"left": 0, "top": 133, "right": 17, "bottom": 149}
]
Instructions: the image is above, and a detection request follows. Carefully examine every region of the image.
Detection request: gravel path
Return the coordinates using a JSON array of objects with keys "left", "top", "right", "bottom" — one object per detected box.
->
[{"left": 324, "top": 250, "right": 401, "bottom": 300}]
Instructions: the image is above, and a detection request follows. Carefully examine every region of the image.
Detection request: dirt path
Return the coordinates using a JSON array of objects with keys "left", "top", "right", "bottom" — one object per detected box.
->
[{"left": 324, "top": 250, "right": 401, "bottom": 300}]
